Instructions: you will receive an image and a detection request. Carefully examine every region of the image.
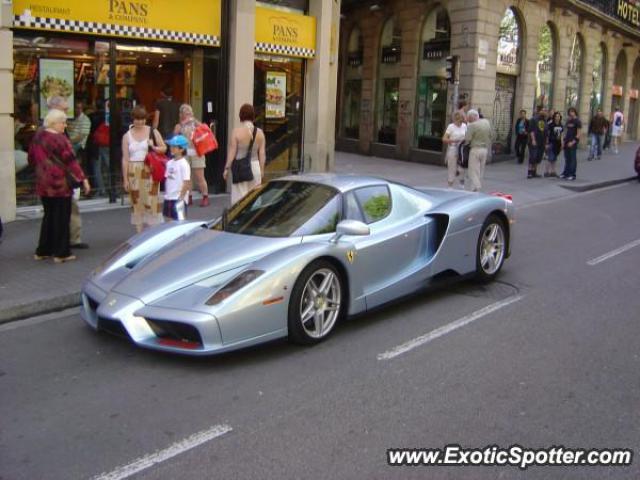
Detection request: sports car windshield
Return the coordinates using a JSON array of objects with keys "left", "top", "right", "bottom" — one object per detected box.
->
[{"left": 213, "top": 181, "right": 340, "bottom": 237}]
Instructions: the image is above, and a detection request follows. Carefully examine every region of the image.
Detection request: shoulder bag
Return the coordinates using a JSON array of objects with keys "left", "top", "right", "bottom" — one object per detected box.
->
[
  {"left": 144, "top": 127, "right": 168, "bottom": 183},
  {"left": 232, "top": 126, "right": 257, "bottom": 184}
]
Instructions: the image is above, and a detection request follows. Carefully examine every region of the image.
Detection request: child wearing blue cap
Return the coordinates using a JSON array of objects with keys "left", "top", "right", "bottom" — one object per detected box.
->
[{"left": 163, "top": 135, "right": 191, "bottom": 221}]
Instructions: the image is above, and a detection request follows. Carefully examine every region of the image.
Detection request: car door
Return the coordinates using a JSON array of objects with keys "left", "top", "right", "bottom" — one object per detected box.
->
[{"left": 343, "top": 185, "right": 428, "bottom": 309}]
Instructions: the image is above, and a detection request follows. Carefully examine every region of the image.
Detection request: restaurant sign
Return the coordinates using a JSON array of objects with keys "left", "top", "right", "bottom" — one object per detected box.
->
[
  {"left": 13, "top": 0, "right": 221, "bottom": 46},
  {"left": 255, "top": 7, "right": 317, "bottom": 59}
]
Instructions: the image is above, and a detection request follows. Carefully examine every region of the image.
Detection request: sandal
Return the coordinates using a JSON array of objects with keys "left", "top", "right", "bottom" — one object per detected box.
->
[{"left": 53, "top": 255, "right": 77, "bottom": 264}]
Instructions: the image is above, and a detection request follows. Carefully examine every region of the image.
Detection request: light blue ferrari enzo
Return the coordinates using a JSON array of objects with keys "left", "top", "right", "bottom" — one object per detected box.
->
[{"left": 81, "top": 174, "right": 514, "bottom": 355}]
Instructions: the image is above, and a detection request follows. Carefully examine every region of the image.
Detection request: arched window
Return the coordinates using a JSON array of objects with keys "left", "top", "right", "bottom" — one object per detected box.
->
[
  {"left": 376, "top": 17, "right": 401, "bottom": 145},
  {"left": 415, "top": 6, "right": 451, "bottom": 150},
  {"left": 612, "top": 50, "right": 628, "bottom": 110},
  {"left": 590, "top": 43, "right": 606, "bottom": 115},
  {"left": 535, "top": 23, "right": 556, "bottom": 111},
  {"left": 565, "top": 33, "right": 584, "bottom": 111},
  {"left": 629, "top": 57, "right": 640, "bottom": 140},
  {"left": 342, "top": 27, "right": 363, "bottom": 139},
  {"left": 493, "top": 7, "right": 523, "bottom": 155}
]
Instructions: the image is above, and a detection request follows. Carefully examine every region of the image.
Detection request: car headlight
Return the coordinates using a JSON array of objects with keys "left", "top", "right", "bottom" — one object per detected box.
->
[{"left": 205, "top": 270, "right": 265, "bottom": 306}]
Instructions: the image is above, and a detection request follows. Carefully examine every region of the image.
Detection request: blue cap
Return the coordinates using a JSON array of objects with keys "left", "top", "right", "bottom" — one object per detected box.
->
[{"left": 167, "top": 135, "right": 189, "bottom": 149}]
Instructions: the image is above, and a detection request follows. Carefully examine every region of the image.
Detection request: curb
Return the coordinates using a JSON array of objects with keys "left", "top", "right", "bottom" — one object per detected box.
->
[
  {"left": 559, "top": 176, "right": 637, "bottom": 192},
  {"left": 0, "top": 292, "right": 81, "bottom": 325}
]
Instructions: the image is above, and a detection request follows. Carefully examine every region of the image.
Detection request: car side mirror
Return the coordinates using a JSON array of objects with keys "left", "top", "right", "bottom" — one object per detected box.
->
[{"left": 333, "top": 220, "right": 370, "bottom": 243}]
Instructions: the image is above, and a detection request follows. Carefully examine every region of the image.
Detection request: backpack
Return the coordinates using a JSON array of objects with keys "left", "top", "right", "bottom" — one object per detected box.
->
[{"left": 192, "top": 122, "right": 218, "bottom": 156}]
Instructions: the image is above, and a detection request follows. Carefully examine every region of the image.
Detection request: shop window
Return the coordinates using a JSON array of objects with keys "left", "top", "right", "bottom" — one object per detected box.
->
[
  {"left": 535, "top": 23, "right": 556, "bottom": 111},
  {"left": 612, "top": 50, "right": 627, "bottom": 111},
  {"left": 565, "top": 33, "right": 584, "bottom": 111},
  {"left": 341, "top": 27, "right": 363, "bottom": 139},
  {"left": 376, "top": 17, "right": 401, "bottom": 145},
  {"left": 254, "top": 55, "right": 305, "bottom": 176},
  {"left": 415, "top": 7, "right": 450, "bottom": 151},
  {"left": 493, "top": 8, "right": 522, "bottom": 155},
  {"left": 13, "top": 33, "right": 219, "bottom": 205},
  {"left": 378, "top": 78, "right": 399, "bottom": 145},
  {"left": 343, "top": 80, "right": 362, "bottom": 139},
  {"left": 257, "top": 0, "right": 308, "bottom": 14}
]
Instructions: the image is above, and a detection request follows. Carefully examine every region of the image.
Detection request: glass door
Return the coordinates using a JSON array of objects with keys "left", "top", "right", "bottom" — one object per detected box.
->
[{"left": 254, "top": 55, "right": 305, "bottom": 177}]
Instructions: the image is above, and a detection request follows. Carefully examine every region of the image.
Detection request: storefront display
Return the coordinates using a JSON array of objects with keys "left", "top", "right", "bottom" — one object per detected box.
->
[
  {"left": 12, "top": 0, "right": 222, "bottom": 205},
  {"left": 254, "top": 5, "right": 316, "bottom": 176}
]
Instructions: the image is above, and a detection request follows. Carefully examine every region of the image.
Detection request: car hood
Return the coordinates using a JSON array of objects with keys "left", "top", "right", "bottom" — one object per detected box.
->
[{"left": 112, "top": 228, "right": 300, "bottom": 304}]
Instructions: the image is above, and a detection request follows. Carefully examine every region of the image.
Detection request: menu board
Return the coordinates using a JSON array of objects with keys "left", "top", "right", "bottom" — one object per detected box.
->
[
  {"left": 39, "top": 58, "right": 74, "bottom": 119},
  {"left": 266, "top": 72, "right": 286, "bottom": 119}
]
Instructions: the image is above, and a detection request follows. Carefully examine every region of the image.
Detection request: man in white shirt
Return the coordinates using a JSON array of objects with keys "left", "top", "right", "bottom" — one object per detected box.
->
[{"left": 163, "top": 135, "right": 191, "bottom": 221}]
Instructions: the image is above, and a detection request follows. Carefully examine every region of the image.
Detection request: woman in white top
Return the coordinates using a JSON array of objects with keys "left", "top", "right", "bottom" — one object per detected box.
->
[
  {"left": 611, "top": 107, "right": 624, "bottom": 154},
  {"left": 223, "top": 104, "right": 266, "bottom": 205},
  {"left": 442, "top": 111, "right": 468, "bottom": 188},
  {"left": 122, "top": 105, "right": 166, "bottom": 233}
]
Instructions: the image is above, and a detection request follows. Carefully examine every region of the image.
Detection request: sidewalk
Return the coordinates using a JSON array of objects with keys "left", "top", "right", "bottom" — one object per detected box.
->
[{"left": 1, "top": 142, "right": 638, "bottom": 323}]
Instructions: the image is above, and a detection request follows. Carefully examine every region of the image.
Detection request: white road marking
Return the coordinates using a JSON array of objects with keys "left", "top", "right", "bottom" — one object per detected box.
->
[
  {"left": 377, "top": 295, "right": 524, "bottom": 361},
  {"left": 587, "top": 238, "right": 640, "bottom": 266},
  {"left": 0, "top": 307, "right": 80, "bottom": 333},
  {"left": 91, "top": 424, "right": 233, "bottom": 480}
]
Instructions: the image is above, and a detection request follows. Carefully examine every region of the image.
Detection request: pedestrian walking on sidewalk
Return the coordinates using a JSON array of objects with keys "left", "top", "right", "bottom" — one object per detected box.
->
[
  {"left": 588, "top": 109, "right": 607, "bottom": 160},
  {"left": 224, "top": 104, "right": 266, "bottom": 204},
  {"left": 48, "top": 96, "right": 89, "bottom": 250},
  {"left": 442, "top": 111, "right": 467, "bottom": 188},
  {"left": 527, "top": 107, "right": 547, "bottom": 178},
  {"left": 122, "top": 105, "right": 166, "bottom": 233},
  {"left": 544, "top": 111, "right": 563, "bottom": 177},
  {"left": 514, "top": 109, "right": 529, "bottom": 164},
  {"left": 153, "top": 85, "right": 180, "bottom": 141},
  {"left": 28, "top": 109, "right": 90, "bottom": 263},
  {"left": 163, "top": 135, "right": 191, "bottom": 221},
  {"left": 463, "top": 109, "right": 491, "bottom": 192},
  {"left": 560, "top": 107, "right": 582, "bottom": 181},
  {"left": 175, "top": 104, "right": 210, "bottom": 207},
  {"left": 611, "top": 107, "right": 624, "bottom": 154}
]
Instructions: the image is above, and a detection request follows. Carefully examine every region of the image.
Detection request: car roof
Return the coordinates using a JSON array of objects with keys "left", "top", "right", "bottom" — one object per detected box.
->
[{"left": 276, "top": 173, "right": 391, "bottom": 193}]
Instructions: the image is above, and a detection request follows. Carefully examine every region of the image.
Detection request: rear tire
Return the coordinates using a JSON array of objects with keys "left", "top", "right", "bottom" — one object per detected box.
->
[
  {"left": 288, "top": 260, "right": 344, "bottom": 345},
  {"left": 475, "top": 214, "right": 507, "bottom": 282}
]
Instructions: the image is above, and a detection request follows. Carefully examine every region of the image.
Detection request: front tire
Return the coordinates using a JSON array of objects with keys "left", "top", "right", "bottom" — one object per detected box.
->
[
  {"left": 475, "top": 214, "right": 507, "bottom": 282},
  {"left": 288, "top": 260, "right": 344, "bottom": 345}
]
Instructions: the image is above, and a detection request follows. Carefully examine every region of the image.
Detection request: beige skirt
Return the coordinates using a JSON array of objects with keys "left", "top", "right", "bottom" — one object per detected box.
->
[
  {"left": 128, "top": 161, "right": 163, "bottom": 227},
  {"left": 230, "top": 160, "right": 262, "bottom": 205}
]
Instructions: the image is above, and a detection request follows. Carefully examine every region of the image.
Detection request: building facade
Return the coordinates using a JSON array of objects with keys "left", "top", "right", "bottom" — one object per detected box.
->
[
  {"left": 336, "top": 0, "right": 640, "bottom": 163},
  {"left": 0, "top": 0, "right": 340, "bottom": 222}
]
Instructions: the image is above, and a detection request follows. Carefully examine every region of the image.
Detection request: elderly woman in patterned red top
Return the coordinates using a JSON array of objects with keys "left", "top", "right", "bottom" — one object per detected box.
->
[{"left": 28, "top": 109, "right": 90, "bottom": 263}]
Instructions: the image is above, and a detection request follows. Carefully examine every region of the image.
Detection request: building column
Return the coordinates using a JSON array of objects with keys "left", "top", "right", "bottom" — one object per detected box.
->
[
  {"left": 227, "top": 0, "right": 255, "bottom": 139},
  {"left": 357, "top": 15, "right": 380, "bottom": 154},
  {"left": 0, "top": 2, "right": 15, "bottom": 222},
  {"left": 304, "top": 0, "right": 341, "bottom": 172},
  {"left": 601, "top": 36, "right": 615, "bottom": 117},
  {"left": 622, "top": 46, "right": 633, "bottom": 141}
]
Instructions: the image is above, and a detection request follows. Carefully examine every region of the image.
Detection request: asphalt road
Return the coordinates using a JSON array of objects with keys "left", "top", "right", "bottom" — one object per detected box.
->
[{"left": 1, "top": 182, "right": 640, "bottom": 480}]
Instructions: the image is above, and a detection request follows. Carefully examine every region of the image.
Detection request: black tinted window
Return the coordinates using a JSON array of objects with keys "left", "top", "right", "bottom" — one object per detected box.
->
[
  {"left": 215, "top": 181, "right": 339, "bottom": 237},
  {"left": 354, "top": 186, "right": 391, "bottom": 224}
]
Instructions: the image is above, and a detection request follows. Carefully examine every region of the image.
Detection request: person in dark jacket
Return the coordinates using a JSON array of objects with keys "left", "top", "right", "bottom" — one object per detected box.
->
[
  {"left": 514, "top": 109, "right": 529, "bottom": 164},
  {"left": 544, "top": 111, "right": 563, "bottom": 177},
  {"left": 28, "top": 110, "right": 90, "bottom": 263},
  {"left": 527, "top": 107, "right": 547, "bottom": 178}
]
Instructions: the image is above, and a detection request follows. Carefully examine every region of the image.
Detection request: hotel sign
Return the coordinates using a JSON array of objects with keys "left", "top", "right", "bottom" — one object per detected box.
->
[{"left": 616, "top": 0, "right": 640, "bottom": 28}]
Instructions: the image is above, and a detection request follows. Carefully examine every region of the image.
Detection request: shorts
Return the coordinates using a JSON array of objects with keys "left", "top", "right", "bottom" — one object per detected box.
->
[
  {"left": 188, "top": 155, "right": 206, "bottom": 169},
  {"left": 163, "top": 199, "right": 187, "bottom": 220}
]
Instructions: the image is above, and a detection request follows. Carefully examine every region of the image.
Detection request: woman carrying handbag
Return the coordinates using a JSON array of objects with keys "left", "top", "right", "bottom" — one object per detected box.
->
[{"left": 223, "top": 104, "right": 266, "bottom": 205}]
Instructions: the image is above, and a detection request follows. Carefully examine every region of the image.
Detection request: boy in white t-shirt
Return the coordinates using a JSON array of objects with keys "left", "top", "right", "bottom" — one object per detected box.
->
[{"left": 163, "top": 135, "right": 191, "bottom": 221}]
